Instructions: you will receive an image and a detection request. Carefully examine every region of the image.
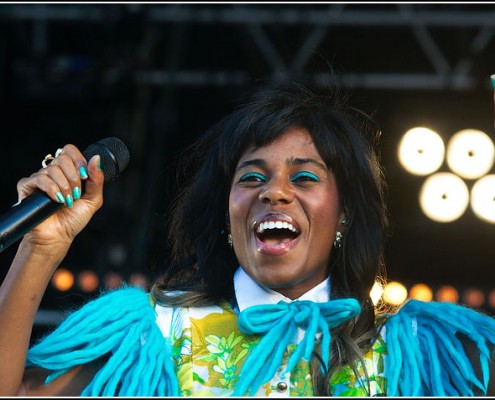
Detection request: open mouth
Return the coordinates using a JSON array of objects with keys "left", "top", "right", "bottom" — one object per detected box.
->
[{"left": 254, "top": 215, "right": 301, "bottom": 255}]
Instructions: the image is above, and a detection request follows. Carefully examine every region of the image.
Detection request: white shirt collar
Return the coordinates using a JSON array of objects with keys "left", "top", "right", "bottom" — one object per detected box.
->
[{"left": 233, "top": 266, "right": 331, "bottom": 312}]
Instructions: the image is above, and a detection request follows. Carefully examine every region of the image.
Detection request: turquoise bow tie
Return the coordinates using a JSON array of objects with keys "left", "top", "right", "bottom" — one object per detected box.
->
[{"left": 233, "top": 298, "right": 361, "bottom": 396}]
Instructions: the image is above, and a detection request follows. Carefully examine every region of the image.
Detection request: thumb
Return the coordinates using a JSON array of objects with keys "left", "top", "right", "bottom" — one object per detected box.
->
[{"left": 83, "top": 154, "right": 105, "bottom": 201}]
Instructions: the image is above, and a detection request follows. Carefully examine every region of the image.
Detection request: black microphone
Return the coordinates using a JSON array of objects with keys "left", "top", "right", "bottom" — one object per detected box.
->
[{"left": 0, "top": 137, "right": 130, "bottom": 253}]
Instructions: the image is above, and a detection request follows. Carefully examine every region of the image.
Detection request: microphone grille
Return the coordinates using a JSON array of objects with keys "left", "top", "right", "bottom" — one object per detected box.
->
[{"left": 83, "top": 137, "right": 130, "bottom": 182}]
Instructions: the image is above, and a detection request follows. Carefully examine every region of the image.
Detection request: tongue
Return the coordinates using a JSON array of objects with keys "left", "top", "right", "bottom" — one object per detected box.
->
[
  {"left": 256, "top": 235, "right": 296, "bottom": 256},
  {"left": 263, "top": 237, "right": 292, "bottom": 246}
]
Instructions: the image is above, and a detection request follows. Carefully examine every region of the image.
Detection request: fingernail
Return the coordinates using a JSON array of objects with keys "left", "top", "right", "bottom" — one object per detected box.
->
[
  {"left": 65, "top": 194, "right": 73, "bottom": 208},
  {"left": 56, "top": 192, "right": 65, "bottom": 204},
  {"left": 73, "top": 187, "right": 81, "bottom": 200},
  {"left": 491, "top": 75, "right": 495, "bottom": 89},
  {"left": 97, "top": 159, "right": 101, "bottom": 171},
  {"left": 79, "top": 167, "right": 88, "bottom": 179}
]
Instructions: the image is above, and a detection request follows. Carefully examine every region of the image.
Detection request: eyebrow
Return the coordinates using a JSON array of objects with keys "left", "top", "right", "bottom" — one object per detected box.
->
[
  {"left": 288, "top": 157, "right": 328, "bottom": 172},
  {"left": 235, "top": 157, "right": 328, "bottom": 173}
]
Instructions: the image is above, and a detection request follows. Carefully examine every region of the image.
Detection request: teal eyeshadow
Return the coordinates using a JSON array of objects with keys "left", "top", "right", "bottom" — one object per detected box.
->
[
  {"left": 240, "top": 172, "right": 266, "bottom": 181},
  {"left": 292, "top": 171, "right": 319, "bottom": 181}
]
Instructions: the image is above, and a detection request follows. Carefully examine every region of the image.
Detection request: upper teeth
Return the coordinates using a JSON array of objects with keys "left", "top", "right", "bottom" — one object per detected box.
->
[{"left": 257, "top": 221, "right": 297, "bottom": 233}]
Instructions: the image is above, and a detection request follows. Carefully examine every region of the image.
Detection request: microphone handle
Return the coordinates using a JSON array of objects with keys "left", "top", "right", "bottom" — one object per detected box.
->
[{"left": 0, "top": 192, "right": 63, "bottom": 252}]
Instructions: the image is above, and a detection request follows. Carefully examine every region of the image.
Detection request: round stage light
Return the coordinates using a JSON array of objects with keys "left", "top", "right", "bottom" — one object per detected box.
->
[
  {"left": 103, "top": 271, "right": 124, "bottom": 290},
  {"left": 370, "top": 281, "right": 384, "bottom": 306},
  {"left": 409, "top": 283, "right": 433, "bottom": 302},
  {"left": 129, "top": 272, "right": 149, "bottom": 289},
  {"left": 77, "top": 270, "right": 100, "bottom": 292},
  {"left": 419, "top": 172, "right": 469, "bottom": 222},
  {"left": 446, "top": 129, "right": 495, "bottom": 179},
  {"left": 398, "top": 127, "right": 445, "bottom": 175},
  {"left": 470, "top": 174, "right": 495, "bottom": 223},
  {"left": 462, "top": 288, "right": 485, "bottom": 308},
  {"left": 435, "top": 285, "right": 459, "bottom": 303},
  {"left": 488, "top": 290, "right": 495, "bottom": 309},
  {"left": 383, "top": 281, "right": 408, "bottom": 306},
  {"left": 51, "top": 268, "right": 74, "bottom": 291}
]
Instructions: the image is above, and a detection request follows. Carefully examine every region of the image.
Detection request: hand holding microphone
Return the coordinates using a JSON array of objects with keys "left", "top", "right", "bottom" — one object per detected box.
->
[{"left": 0, "top": 137, "right": 130, "bottom": 253}]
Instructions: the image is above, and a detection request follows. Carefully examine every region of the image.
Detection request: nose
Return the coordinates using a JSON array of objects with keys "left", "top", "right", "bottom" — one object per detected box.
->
[{"left": 258, "top": 176, "right": 295, "bottom": 205}]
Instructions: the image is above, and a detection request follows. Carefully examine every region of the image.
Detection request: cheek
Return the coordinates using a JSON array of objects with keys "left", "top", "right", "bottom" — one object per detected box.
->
[
  {"left": 309, "top": 193, "right": 342, "bottom": 235},
  {"left": 228, "top": 189, "right": 249, "bottom": 235},
  {"left": 228, "top": 190, "right": 252, "bottom": 265}
]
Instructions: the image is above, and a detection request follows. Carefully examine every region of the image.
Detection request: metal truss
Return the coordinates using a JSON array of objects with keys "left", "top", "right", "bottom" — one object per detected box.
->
[
  {"left": 141, "top": 3, "right": 495, "bottom": 90},
  {"left": 2, "top": 3, "right": 494, "bottom": 91}
]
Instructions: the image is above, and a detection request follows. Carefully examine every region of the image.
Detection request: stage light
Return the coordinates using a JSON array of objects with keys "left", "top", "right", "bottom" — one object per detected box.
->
[
  {"left": 77, "top": 270, "right": 100, "bottom": 292},
  {"left": 446, "top": 129, "right": 495, "bottom": 180},
  {"left": 370, "top": 281, "right": 384, "bottom": 306},
  {"left": 398, "top": 127, "right": 445, "bottom": 176},
  {"left": 435, "top": 285, "right": 459, "bottom": 303},
  {"left": 51, "top": 268, "right": 74, "bottom": 291},
  {"left": 129, "top": 272, "right": 149, "bottom": 289},
  {"left": 108, "top": 243, "right": 127, "bottom": 266},
  {"left": 383, "top": 281, "right": 408, "bottom": 306},
  {"left": 470, "top": 174, "right": 495, "bottom": 223},
  {"left": 488, "top": 290, "right": 495, "bottom": 309},
  {"left": 409, "top": 283, "right": 433, "bottom": 302},
  {"left": 462, "top": 287, "right": 485, "bottom": 308},
  {"left": 419, "top": 172, "right": 469, "bottom": 222},
  {"left": 103, "top": 271, "right": 124, "bottom": 290}
]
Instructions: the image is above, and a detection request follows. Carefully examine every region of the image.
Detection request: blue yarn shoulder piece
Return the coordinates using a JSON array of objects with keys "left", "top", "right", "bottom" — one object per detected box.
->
[
  {"left": 26, "top": 286, "right": 179, "bottom": 396},
  {"left": 384, "top": 299, "right": 495, "bottom": 396}
]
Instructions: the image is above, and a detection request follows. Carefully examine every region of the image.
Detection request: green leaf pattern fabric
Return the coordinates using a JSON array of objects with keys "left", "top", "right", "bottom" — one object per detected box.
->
[{"left": 156, "top": 300, "right": 387, "bottom": 396}]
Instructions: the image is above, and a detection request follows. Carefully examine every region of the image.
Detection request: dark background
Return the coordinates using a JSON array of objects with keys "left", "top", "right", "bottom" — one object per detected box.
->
[{"left": 1, "top": 3, "right": 495, "bottom": 336}]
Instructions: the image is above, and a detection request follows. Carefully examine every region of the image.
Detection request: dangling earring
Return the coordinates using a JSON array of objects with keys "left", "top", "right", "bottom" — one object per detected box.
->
[
  {"left": 225, "top": 211, "right": 233, "bottom": 247},
  {"left": 333, "top": 231, "right": 343, "bottom": 248},
  {"left": 334, "top": 210, "right": 347, "bottom": 248},
  {"left": 334, "top": 214, "right": 347, "bottom": 248}
]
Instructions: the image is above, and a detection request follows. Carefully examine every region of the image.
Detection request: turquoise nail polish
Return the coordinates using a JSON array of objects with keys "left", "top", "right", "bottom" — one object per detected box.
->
[
  {"left": 56, "top": 192, "right": 65, "bottom": 204},
  {"left": 97, "top": 160, "right": 101, "bottom": 171},
  {"left": 73, "top": 187, "right": 81, "bottom": 200},
  {"left": 491, "top": 76, "right": 495, "bottom": 90},
  {"left": 65, "top": 194, "right": 73, "bottom": 208},
  {"left": 79, "top": 167, "right": 88, "bottom": 179}
]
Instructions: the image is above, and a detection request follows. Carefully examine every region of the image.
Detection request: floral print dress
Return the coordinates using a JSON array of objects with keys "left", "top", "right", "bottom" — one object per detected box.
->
[{"left": 154, "top": 299, "right": 388, "bottom": 397}]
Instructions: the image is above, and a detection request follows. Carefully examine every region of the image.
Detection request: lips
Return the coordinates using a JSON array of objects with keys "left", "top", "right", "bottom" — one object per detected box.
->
[{"left": 253, "top": 213, "right": 301, "bottom": 256}]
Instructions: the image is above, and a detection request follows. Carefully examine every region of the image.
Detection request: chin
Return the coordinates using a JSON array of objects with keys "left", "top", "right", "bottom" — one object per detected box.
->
[{"left": 257, "top": 273, "right": 299, "bottom": 291}]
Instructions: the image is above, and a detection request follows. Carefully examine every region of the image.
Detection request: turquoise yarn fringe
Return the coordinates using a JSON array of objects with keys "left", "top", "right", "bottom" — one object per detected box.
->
[
  {"left": 385, "top": 299, "right": 495, "bottom": 396},
  {"left": 26, "top": 286, "right": 495, "bottom": 396},
  {"left": 233, "top": 298, "right": 361, "bottom": 396},
  {"left": 26, "top": 286, "right": 179, "bottom": 396}
]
